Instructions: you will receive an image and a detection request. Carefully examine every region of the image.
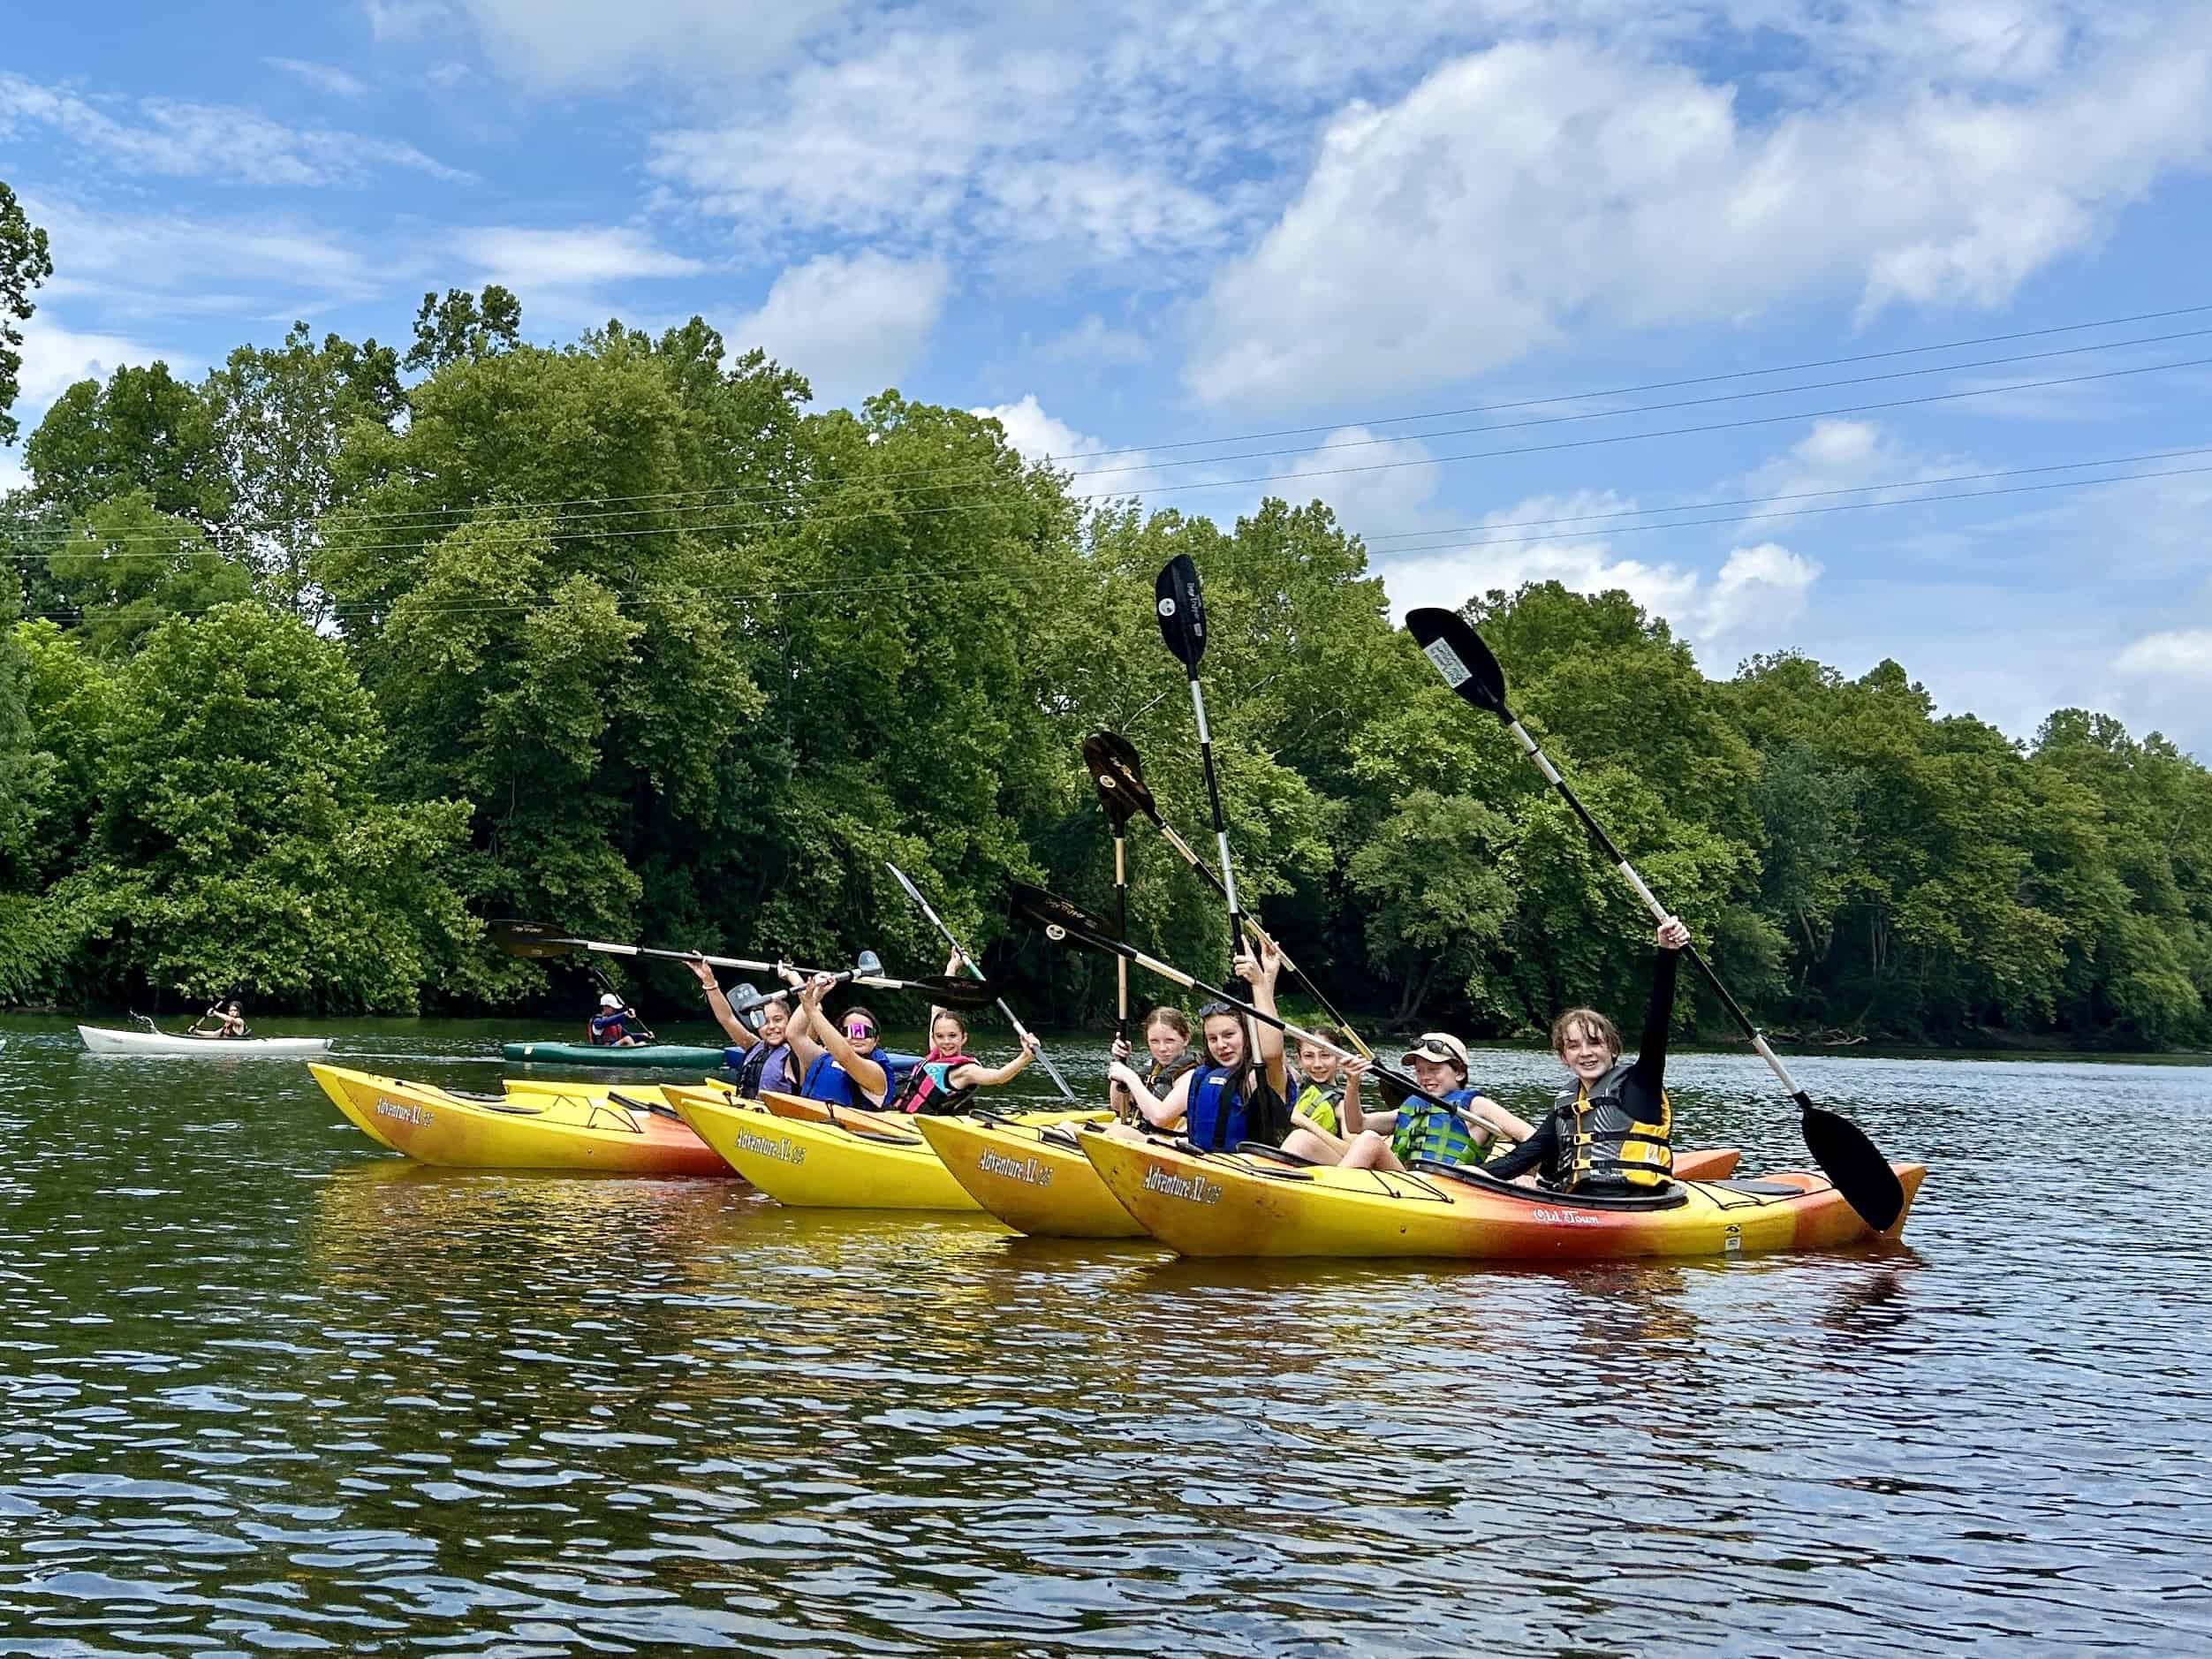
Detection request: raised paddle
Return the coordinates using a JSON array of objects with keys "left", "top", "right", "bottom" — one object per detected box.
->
[
  {"left": 1154, "top": 555, "right": 1249, "bottom": 984},
  {"left": 1402, "top": 605, "right": 1906, "bottom": 1232},
  {"left": 1011, "top": 883, "right": 1454, "bottom": 1114},
  {"left": 486, "top": 920, "right": 999, "bottom": 1009},
  {"left": 1080, "top": 732, "right": 1144, "bottom": 1116},
  {"left": 884, "top": 861, "right": 1077, "bottom": 1101},
  {"left": 1083, "top": 729, "right": 1375, "bottom": 1060}
]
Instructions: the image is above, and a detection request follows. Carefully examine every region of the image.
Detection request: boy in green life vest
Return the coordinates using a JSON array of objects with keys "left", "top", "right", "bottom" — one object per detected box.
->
[{"left": 1336, "top": 1032, "right": 1532, "bottom": 1173}]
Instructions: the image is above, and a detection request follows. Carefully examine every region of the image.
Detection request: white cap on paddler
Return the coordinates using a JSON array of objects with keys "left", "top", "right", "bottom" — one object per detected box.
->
[
  {"left": 1401, "top": 1032, "right": 1470, "bottom": 1073},
  {"left": 599, "top": 992, "right": 622, "bottom": 1009}
]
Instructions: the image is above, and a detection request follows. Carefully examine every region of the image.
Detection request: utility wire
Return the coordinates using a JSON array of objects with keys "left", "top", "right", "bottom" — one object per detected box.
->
[
  {"left": 7, "top": 307, "right": 2208, "bottom": 549},
  {"left": 12, "top": 454, "right": 2199, "bottom": 625},
  {"left": 12, "top": 353, "right": 2211, "bottom": 566}
]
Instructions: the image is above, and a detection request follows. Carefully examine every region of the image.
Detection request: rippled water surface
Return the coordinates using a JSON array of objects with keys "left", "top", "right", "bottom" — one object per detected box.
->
[{"left": 2, "top": 1013, "right": 2208, "bottom": 1655}]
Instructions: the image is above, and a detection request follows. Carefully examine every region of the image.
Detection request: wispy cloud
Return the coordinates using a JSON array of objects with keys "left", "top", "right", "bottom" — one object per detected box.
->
[
  {"left": 0, "top": 71, "right": 469, "bottom": 187},
  {"left": 264, "top": 57, "right": 372, "bottom": 101}
]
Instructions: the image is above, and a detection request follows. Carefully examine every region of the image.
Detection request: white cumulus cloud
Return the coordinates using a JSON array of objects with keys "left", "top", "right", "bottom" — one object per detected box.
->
[
  {"left": 734, "top": 252, "right": 951, "bottom": 410},
  {"left": 1188, "top": 27, "right": 2212, "bottom": 407},
  {"left": 2114, "top": 627, "right": 2212, "bottom": 683}
]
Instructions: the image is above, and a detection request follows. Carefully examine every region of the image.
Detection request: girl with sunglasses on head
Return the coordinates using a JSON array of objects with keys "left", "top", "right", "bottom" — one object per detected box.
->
[{"left": 1106, "top": 942, "right": 1291, "bottom": 1149}]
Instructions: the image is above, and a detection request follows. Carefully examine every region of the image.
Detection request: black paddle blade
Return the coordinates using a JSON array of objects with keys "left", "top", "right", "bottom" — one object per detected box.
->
[
  {"left": 908, "top": 973, "right": 999, "bottom": 1009},
  {"left": 1010, "top": 883, "right": 1118, "bottom": 949},
  {"left": 487, "top": 919, "right": 584, "bottom": 959},
  {"left": 1155, "top": 555, "right": 1208, "bottom": 672},
  {"left": 1081, "top": 731, "right": 1154, "bottom": 829},
  {"left": 1405, "top": 607, "right": 1511, "bottom": 723},
  {"left": 1801, "top": 1101, "right": 1907, "bottom": 1232}
]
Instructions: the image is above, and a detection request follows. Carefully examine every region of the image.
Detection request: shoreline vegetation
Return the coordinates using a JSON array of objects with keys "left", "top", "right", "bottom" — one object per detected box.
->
[{"left": 4, "top": 275, "right": 2210, "bottom": 1054}]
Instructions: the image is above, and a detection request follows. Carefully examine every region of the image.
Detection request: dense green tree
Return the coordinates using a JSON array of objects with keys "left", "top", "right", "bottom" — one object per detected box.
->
[
  {"left": 404, "top": 284, "right": 523, "bottom": 375},
  {"left": 0, "top": 179, "right": 53, "bottom": 445},
  {"left": 53, "top": 602, "right": 478, "bottom": 1010},
  {"left": 22, "top": 361, "right": 231, "bottom": 523},
  {"left": 43, "top": 491, "right": 254, "bottom": 660},
  {"left": 208, "top": 322, "right": 405, "bottom": 611}
]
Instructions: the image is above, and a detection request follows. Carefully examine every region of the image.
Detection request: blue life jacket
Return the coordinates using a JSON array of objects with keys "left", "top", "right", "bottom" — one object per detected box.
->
[
  {"left": 1185, "top": 1063, "right": 1285, "bottom": 1152},
  {"left": 800, "top": 1049, "right": 920, "bottom": 1108}
]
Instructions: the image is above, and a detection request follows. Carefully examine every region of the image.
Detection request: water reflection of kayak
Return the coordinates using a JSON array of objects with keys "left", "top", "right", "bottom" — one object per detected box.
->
[{"left": 1079, "top": 1128, "right": 1922, "bottom": 1261}]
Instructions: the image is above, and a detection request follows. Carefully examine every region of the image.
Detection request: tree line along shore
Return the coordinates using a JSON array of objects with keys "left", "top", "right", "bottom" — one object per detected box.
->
[{"left": 3, "top": 270, "right": 2208, "bottom": 1051}]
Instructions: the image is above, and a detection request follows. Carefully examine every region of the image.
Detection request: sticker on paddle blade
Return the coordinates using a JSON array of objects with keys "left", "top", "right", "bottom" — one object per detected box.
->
[
  {"left": 1157, "top": 597, "right": 1176, "bottom": 618},
  {"left": 1421, "top": 636, "right": 1473, "bottom": 689}
]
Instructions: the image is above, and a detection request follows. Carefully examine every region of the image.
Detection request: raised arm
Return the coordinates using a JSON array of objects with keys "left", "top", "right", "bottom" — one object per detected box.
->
[
  {"left": 1106, "top": 1058, "right": 1193, "bottom": 1129},
  {"left": 686, "top": 956, "right": 758, "bottom": 1049},
  {"left": 801, "top": 975, "right": 889, "bottom": 1101},
  {"left": 958, "top": 1033, "right": 1040, "bottom": 1090},
  {"left": 1235, "top": 943, "right": 1288, "bottom": 1098},
  {"left": 1628, "top": 918, "right": 1689, "bottom": 1097}
]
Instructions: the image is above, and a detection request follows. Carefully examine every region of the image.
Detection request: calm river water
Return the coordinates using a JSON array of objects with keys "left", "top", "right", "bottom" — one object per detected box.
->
[{"left": 0, "top": 1013, "right": 2207, "bottom": 1655}]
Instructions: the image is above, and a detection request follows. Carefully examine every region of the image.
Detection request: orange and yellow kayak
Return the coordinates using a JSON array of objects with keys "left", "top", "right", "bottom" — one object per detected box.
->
[
  {"left": 919, "top": 1116, "right": 1745, "bottom": 1240},
  {"left": 1078, "top": 1129, "right": 1921, "bottom": 1260},
  {"left": 311, "top": 1064, "right": 735, "bottom": 1176}
]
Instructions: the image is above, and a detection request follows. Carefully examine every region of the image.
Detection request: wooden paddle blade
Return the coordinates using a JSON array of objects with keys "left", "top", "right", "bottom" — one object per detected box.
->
[
  {"left": 1405, "top": 607, "right": 1511, "bottom": 722},
  {"left": 907, "top": 973, "right": 999, "bottom": 1009},
  {"left": 1081, "top": 731, "right": 1154, "bottom": 828},
  {"left": 487, "top": 919, "right": 584, "bottom": 958},
  {"left": 1801, "top": 1100, "right": 1906, "bottom": 1232},
  {"left": 1010, "top": 883, "right": 1118, "bottom": 948},
  {"left": 1155, "top": 554, "right": 1208, "bottom": 672}
]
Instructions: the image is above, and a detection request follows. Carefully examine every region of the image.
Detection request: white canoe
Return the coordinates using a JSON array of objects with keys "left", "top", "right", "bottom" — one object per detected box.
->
[{"left": 78, "top": 1025, "right": 334, "bottom": 1057}]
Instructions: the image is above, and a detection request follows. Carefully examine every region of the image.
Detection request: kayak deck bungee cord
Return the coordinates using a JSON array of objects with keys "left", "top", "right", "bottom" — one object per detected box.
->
[{"left": 667, "top": 1087, "right": 988, "bottom": 1210}]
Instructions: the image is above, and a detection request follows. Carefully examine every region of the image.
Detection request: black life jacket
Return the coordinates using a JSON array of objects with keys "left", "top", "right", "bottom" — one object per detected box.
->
[{"left": 1545, "top": 1061, "right": 1672, "bottom": 1190}]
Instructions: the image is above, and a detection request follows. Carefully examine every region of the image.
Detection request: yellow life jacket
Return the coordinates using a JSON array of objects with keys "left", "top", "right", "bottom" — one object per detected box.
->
[{"left": 1547, "top": 1061, "right": 1672, "bottom": 1190}]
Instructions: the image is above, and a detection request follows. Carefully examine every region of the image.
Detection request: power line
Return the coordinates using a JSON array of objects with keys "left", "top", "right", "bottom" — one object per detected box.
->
[
  {"left": 13, "top": 353, "right": 2211, "bottom": 566},
  {"left": 9, "top": 306, "right": 2209, "bottom": 549},
  {"left": 12, "top": 452, "right": 2195, "bottom": 625}
]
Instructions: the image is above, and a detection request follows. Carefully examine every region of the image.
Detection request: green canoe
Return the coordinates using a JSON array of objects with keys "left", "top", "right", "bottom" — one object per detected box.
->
[{"left": 502, "top": 1041, "right": 729, "bottom": 1070}]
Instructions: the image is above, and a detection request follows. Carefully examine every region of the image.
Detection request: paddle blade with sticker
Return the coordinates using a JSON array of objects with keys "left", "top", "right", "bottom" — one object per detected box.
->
[
  {"left": 487, "top": 919, "right": 585, "bottom": 959},
  {"left": 906, "top": 974, "right": 999, "bottom": 1010},
  {"left": 1405, "top": 607, "right": 1511, "bottom": 722},
  {"left": 1010, "top": 883, "right": 1119, "bottom": 948},
  {"left": 1154, "top": 555, "right": 1208, "bottom": 672},
  {"left": 1082, "top": 731, "right": 1153, "bottom": 829}
]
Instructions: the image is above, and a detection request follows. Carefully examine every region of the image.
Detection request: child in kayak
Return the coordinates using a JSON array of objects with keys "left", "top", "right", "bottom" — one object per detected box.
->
[
  {"left": 1329, "top": 1032, "right": 1530, "bottom": 1173},
  {"left": 687, "top": 958, "right": 798, "bottom": 1097},
  {"left": 883, "top": 980, "right": 1043, "bottom": 1115},
  {"left": 1289, "top": 1026, "right": 1365, "bottom": 1136},
  {"left": 1105, "top": 943, "right": 1291, "bottom": 1150},
  {"left": 188, "top": 1000, "right": 249, "bottom": 1040},
  {"left": 586, "top": 992, "right": 648, "bottom": 1048},
  {"left": 786, "top": 973, "right": 918, "bottom": 1109},
  {"left": 1108, "top": 1005, "right": 1197, "bottom": 1122},
  {"left": 1485, "top": 917, "right": 1688, "bottom": 1193}
]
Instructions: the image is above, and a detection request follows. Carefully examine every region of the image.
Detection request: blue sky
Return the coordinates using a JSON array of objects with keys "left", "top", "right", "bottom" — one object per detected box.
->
[{"left": 4, "top": 0, "right": 2211, "bottom": 754}]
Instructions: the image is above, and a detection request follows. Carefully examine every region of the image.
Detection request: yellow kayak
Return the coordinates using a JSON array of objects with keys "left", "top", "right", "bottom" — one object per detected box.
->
[
  {"left": 913, "top": 1113, "right": 1148, "bottom": 1237},
  {"left": 311, "top": 1064, "right": 735, "bottom": 1176},
  {"left": 1079, "top": 1129, "right": 1922, "bottom": 1260},
  {"left": 667, "top": 1087, "right": 985, "bottom": 1209},
  {"left": 502, "top": 1077, "right": 719, "bottom": 1113}
]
